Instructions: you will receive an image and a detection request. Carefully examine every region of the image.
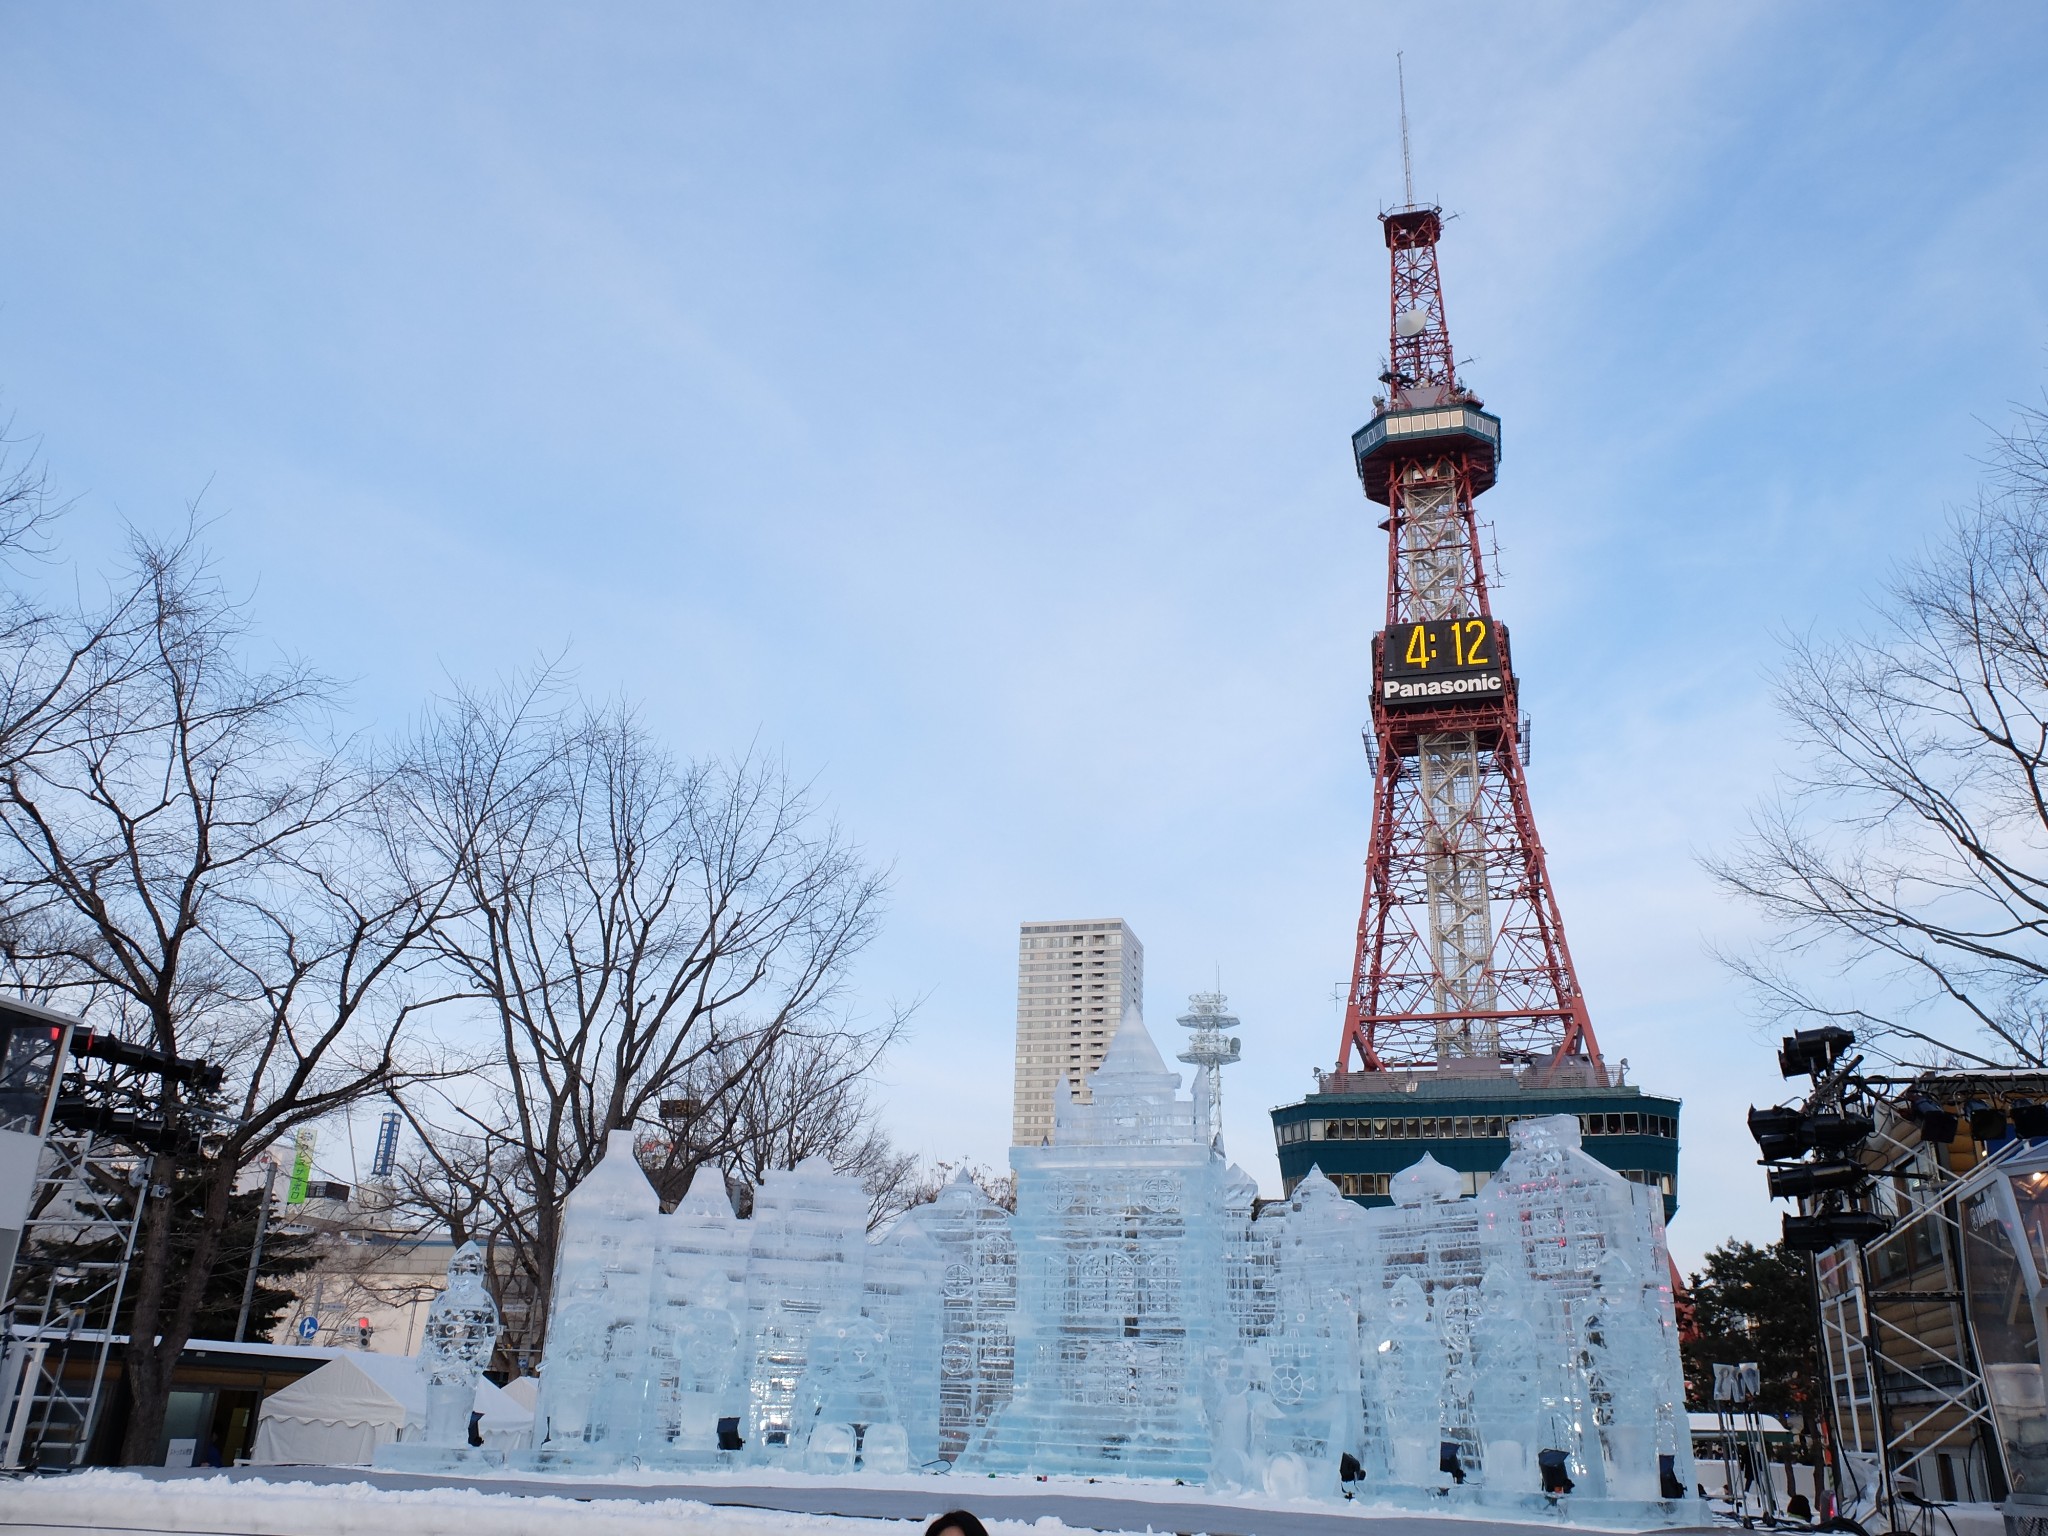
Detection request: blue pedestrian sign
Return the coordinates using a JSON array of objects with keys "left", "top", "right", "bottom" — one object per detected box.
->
[{"left": 296, "top": 1315, "right": 318, "bottom": 1341}]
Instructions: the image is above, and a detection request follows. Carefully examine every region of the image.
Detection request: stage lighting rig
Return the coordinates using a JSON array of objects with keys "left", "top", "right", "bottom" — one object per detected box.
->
[
  {"left": 1751, "top": 1025, "right": 1893, "bottom": 1253},
  {"left": 48, "top": 1026, "right": 224, "bottom": 1155}
]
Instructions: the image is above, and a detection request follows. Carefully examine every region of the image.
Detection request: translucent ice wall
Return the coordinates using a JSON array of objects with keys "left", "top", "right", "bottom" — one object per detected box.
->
[
  {"left": 903, "top": 1170, "right": 1016, "bottom": 1461},
  {"left": 1245, "top": 1168, "right": 1364, "bottom": 1492},
  {"left": 533, "top": 1129, "right": 662, "bottom": 1460},
  {"left": 646, "top": 1167, "right": 749, "bottom": 1460},
  {"left": 744, "top": 1156, "right": 870, "bottom": 1455},
  {"left": 1473, "top": 1113, "right": 1694, "bottom": 1500},
  {"left": 964, "top": 1008, "right": 1222, "bottom": 1480},
  {"left": 863, "top": 1217, "right": 944, "bottom": 1466}
]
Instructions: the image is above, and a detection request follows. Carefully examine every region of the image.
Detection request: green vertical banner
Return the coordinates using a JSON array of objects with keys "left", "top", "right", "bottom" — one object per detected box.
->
[{"left": 286, "top": 1129, "right": 315, "bottom": 1206}]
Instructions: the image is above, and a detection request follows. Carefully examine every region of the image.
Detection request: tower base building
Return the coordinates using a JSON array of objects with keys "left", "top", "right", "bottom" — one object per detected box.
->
[{"left": 1274, "top": 1065, "right": 1680, "bottom": 1219}]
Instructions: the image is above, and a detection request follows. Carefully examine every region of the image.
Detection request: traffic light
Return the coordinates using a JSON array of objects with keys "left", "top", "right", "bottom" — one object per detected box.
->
[{"left": 1778, "top": 1026, "right": 1854, "bottom": 1080}]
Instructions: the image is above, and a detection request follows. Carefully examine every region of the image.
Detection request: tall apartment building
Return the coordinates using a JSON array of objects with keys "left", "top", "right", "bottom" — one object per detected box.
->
[{"left": 1010, "top": 918, "right": 1144, "bottom": 1146}]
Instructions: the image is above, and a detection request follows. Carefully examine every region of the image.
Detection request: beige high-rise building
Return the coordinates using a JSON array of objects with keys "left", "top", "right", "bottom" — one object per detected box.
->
[{"left": 1010, "top": 918, "right": 1144, "bottom": 1146}]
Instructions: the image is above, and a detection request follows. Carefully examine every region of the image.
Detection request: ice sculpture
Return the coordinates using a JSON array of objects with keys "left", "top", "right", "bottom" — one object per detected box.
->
[
  {"left": 647, "top": 1169, "right": 747, "bottom": 1463},
  {"left": 372, "top": 1239, "right": 504, "bottom": 1470},
  {"left": 1475, "top": 1113, "right": 1697, "bottom": 1503},
  {"left": 744, "top": 1156, "right": 871, "bottom": 1453},
  {"left": 519, "top": 1026, "right": 1698, "bottom": 1521},
  {"left": 1248, "top": 1169, "right": 1362, "bottom": 1493},
  {"left": 905, "top": 1170, "right": 1016, "bottom": 1460},
  {"left": 530, "top": 1129, "right": 662, "bottom": 1464},
  {"left": 1469, "top": 1263, "right": 1547, "bottom": 1490},
  {"left": 421, "top": 1241, "right": 501, "bottom": 1445},
  {"left": 961, "top": 1008, "right": 1222, "bottom": 1479},
  {"left": 862, "top": 1216, "right": 944, "bottom": 1465}
]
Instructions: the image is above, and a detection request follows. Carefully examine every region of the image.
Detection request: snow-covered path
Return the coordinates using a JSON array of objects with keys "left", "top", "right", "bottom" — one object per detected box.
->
[{"left": 0, "top": 1467, "right": 1717, "bottom": 1536}]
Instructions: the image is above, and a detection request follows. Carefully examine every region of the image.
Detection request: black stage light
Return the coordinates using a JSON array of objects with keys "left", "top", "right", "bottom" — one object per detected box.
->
[
  {"left": 1971, "top": 1105, "right": 2009, "bottom": 1142},
  {"left": 2012, "top": 1102, "right": 2048, "bottom": 1139},
  {"left": 1748, "top": 1106, "right": 1810, "bottom": 1161},
  {"left": 1782, "top": 1209, "right": 1892, "bottom": 1252},
  {"left": 1805, "top": 1112, "right": 1875, "bottom": 1152},
  {"left": 1910, "top": 1101, "right": 1961, "bottom": 1144},
  {"left": 1778, "top": 1026, "right": 1855, "bottom": 1079},
  {"left": 1766, "top": 1161, "right": 1869, "bottom": 1200},
  {"left": 1538, "top": 1448, "right": 1575, "bottom": 1495}
]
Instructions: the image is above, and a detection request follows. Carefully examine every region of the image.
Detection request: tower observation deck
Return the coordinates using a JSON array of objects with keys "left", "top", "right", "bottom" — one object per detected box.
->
[{"left": 1269, "top": 187, "right": 1680, "bottom": 1217}]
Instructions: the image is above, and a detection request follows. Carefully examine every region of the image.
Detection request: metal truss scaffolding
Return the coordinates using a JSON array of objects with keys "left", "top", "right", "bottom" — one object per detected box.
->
[
  {"left": 1, "top": 1131, "right": 149, "bottom": 1469},
  {"left": 1813, "top": 1129, "right": 2010, "bottom": 1511}
]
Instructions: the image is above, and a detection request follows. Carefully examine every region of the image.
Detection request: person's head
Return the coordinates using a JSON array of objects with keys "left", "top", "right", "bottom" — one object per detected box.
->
[{"left": 926, "top": 1511, "right": 989, "bottom": 1536}]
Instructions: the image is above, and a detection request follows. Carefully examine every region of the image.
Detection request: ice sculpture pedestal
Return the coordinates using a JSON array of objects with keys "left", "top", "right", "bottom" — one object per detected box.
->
[{"left": 373, "top": 1443, "right": 507, "bottom": 1472}]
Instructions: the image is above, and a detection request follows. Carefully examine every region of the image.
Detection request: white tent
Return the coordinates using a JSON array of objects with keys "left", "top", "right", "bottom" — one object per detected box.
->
[
  {"left": 251, "top": 1352, "right": 531, "bottom": 1465},
  {"left": 498, "top": 1376, "right": 539, "bottom": 1415}
]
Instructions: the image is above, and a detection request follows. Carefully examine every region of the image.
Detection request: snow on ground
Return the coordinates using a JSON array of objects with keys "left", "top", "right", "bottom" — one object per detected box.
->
[
  {"left": 1, "top": 1470, "right": 985, "bottom": 1536},
  {"left": 0, "top": 1467, "right": 1725, "bottom": 1536}
]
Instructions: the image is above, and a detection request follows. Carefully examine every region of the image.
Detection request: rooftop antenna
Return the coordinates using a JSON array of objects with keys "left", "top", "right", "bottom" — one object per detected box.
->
[{"left": 1396, "top": 52, "right": 1415, "bottom": 209}]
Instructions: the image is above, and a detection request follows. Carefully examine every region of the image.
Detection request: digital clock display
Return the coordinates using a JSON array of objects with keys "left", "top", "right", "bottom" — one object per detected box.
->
[{"left": 1379, "top": 616, "right": 1509, "bottom": 707}]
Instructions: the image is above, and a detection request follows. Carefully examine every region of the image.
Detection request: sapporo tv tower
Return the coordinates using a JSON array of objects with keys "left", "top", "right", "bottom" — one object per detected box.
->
[{"left": 1271, "top": 79, "right": 1681, "bottom": 1216}]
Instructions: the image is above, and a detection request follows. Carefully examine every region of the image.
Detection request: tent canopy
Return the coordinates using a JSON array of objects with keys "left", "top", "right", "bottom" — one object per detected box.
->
[
  {"left": 252, "top": 1353, "right": 530, "bottom": 1465},
  {"left": 498, "top": 1376, "right": 539, "bottom": 1414}
]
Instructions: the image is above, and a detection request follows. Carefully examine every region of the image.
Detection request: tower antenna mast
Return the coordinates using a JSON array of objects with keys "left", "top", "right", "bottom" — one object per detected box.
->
[{"left": 1397, "top": 52, "right": 1414, "bottom": 209}]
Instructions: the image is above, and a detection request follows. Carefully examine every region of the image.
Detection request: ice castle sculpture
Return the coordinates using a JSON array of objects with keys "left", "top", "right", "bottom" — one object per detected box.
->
[
  {"left": 959, "top": 1008, "right": 1229, "bottom": 1479},
  {"left": 524, "top": 1010, "right": 1699, "bottom": 1517}
]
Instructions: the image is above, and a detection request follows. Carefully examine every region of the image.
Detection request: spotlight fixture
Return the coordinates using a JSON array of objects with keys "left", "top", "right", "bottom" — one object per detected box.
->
[
  {"left": 1782, "top": 1209, "right": 1892, "bottom": 1252},
  {"left": 1777, "top": 1026, "right": 1854, "bottom": 1080},
  {"left": 1766, "top": 1161, "right": 1870, "bottom": 1200}
]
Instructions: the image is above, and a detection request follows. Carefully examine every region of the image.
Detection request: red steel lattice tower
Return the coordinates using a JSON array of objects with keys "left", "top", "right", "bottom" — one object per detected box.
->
[{"left": 1330, "top": 200, "right": 1605, "bottom": 1085}]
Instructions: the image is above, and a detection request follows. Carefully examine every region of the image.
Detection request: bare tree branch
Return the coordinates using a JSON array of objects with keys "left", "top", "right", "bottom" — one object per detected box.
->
[{"left": 1708, "top": 402, "right": 2048, "bottom": 1069}]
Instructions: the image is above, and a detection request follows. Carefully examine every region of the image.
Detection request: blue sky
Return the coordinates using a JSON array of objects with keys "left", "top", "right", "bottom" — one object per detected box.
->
[{"left": 3, "top": 3, "right": 2045, "bottom": 1271}]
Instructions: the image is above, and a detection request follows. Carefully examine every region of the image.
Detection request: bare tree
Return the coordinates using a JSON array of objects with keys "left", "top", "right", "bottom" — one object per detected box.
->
[
  {"left": 0, "top": 536, "right": 466, "bottom": 1462},
  {"left": 635, "top": 1016, "right": 918, "bottom": 1229},
  {"left": 393, "top": 675, "right": 902, "bottom": 1350},
  {"left": 0, "top": 438, "right": 162, "bottom": 802},
  {"left": 1710, "top": 403, "right": 2048, "bottom": 1070}
]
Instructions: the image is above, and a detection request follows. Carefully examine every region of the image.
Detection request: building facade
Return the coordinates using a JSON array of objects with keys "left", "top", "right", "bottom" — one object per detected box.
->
[{"left": 1010, "top": 919, "right": 1143, "bottom": 1147}]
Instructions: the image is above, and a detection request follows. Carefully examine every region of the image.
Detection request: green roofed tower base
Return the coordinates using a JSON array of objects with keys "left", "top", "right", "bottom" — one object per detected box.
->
[{"left": 1271, "top": 1061, "right": 1680, "bottom": 1223}]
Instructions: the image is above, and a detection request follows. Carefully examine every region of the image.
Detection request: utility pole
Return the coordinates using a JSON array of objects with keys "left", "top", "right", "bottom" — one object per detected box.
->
[{"left": 233, "top": 1158, "right": 280, "bottom": 1344}]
